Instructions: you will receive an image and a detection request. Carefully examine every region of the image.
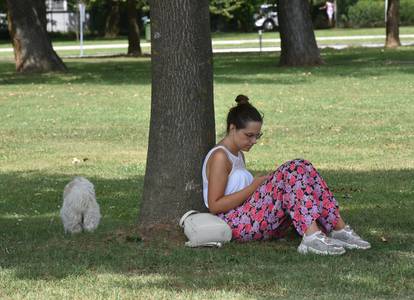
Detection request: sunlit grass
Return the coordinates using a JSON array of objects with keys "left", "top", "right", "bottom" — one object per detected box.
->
[{"left": 0, "top": 47, "right": 413, "bottom": 299}]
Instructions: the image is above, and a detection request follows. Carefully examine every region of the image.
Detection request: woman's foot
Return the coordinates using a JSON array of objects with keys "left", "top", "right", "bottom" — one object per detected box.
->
[
  {"left": 298, "top": 231, "right": 346, "bottom": 255},
  {"left": 329, "top": 225, "right": 371, "bottom": 250}
]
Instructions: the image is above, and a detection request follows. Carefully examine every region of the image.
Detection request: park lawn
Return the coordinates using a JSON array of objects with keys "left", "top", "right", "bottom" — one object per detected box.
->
[
  {"left": 0, "top": 47, "right": 413, "bottom": 299},
  {"left": 1, "top": 26, "right": 414, "bottom": 59}
]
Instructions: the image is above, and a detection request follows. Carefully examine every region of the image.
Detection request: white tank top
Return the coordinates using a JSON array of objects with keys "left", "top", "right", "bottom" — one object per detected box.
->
[{"left": 202, "top": 145, "right": 254, "bottom": 208}]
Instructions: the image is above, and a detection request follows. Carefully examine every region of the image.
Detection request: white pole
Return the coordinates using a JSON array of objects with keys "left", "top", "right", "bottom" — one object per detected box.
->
[
  {"left": 258, "top": 29, "right": 262, "bottom": 53},
  {"left": 385, "top": 0, "right": 388, "bottom": 22},
  {"left": 79, "top": 2, "right": 85, "bottom": 57}
]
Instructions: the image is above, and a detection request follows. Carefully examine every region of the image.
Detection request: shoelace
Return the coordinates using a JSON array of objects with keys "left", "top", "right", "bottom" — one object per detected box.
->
[
  {"left": 315, "top": 232, "right": 338, "bottom": 246},
  {"left": 344, "top": 225, "right": 361, "bottom": 239}
]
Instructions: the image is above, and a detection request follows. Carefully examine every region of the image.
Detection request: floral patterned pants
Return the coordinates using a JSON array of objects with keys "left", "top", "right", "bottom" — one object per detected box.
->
[{"left": 217, "top": 159, "right": 340, "bottom": 241}]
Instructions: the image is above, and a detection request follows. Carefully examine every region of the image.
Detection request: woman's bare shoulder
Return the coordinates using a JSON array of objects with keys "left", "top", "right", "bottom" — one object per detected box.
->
[
  {"left": 207, "top": 148, "right": 231, "bottom": 172},
  {"left": 209, "top": 148, "right": 229, "bottom": 163}
]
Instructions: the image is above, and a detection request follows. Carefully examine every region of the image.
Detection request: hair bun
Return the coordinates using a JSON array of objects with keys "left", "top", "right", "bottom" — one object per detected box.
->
[{"left": 235, "top": 94, "right": 249, "bottom": 105}]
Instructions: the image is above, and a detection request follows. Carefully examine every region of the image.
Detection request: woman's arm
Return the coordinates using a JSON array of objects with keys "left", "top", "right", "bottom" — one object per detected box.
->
[{"left": 206, "top": 150, "right": 267, "bottom": 214}]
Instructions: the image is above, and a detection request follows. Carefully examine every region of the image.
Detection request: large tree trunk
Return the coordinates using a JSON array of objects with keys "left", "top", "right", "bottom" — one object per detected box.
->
[
  {"left": 385, "top": 0, "right": 401, "bottom": 49},
  {"left": 127, "top": 0, "right": 142, "bottom": 56},
  {"left": 139, "top": 0, "right": 215, "bottom": 231},
  {"left": 105, "top": 0, "right": 120, "bottom": 38},
  {"left": 277, "top": 0, "right": 323, "bottom": 66},
  {"left": 6, "top": 0, "right": 67, "bottom": 73}
]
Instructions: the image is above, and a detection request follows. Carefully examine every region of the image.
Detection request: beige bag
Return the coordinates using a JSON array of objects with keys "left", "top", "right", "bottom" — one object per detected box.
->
[{"left": 179, "top": 210, "right": 232, "bottom": 247}]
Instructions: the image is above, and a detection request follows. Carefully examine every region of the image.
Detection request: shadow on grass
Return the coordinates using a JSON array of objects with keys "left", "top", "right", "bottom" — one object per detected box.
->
[
  {"left": 213, "top": 47, "right": 414, "bottom": 84},
  {"left": 0, "top": 167, "right": 413, "bottom": 299},
  {"left": 1, "top": 47, "right": 414, "bottom": 87},
  {"left": 0, "top": 58, "right": 152, "bottom": 86}
]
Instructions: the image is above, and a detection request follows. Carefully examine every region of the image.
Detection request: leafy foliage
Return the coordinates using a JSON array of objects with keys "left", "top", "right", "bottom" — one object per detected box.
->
[
  {"left": 348, "top": 0, "right": 384, "bottom": 28},
  {"left": 400, "top": 0, "right": 414, "bottom": 25}
]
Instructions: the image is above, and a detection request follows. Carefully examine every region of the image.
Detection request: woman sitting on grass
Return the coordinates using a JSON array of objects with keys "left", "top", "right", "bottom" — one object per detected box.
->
[{"left": 202, "top": 95, "right": 371, "bottom": 255}]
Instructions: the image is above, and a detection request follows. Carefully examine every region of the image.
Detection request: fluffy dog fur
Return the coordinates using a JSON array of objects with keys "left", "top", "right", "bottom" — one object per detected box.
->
[{"left": 60, "top": 176, "right": 101, "bottom": 234}]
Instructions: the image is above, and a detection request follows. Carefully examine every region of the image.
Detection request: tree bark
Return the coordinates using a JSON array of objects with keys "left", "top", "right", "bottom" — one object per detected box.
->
[
  {"left": 34, "top": 0, "right": 47, "bottom": 31},
  {"left": 127, "top": 0, "right": 142, "bottom": 56},
  {"left": 139, "top": 0, "right": 215, "bottom": 229},
  {"left": 105, "top": 0, "right": 120, "bottom": 38},
  {"left": 6, "top": 0, "right": 67, "bottom": 73},
  {"left": 277, "top": 0, "right": 323, "bottom": 66},
  {"left": 385, "top": 0, "right": 401, "bottom": 49}
]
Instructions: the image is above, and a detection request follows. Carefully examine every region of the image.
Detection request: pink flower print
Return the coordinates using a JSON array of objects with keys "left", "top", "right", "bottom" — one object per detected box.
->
[
  {"left": 276, "top": 190, "right": 282, "bottom": 201},
  {"left": 282, "top": 193, "right": 290, "bottom": 203},
  {"left": 232, "top": 228, "right": 241, "bottom": 238},
  {"left": 273, "top": 188, "right": 278, "bottom": 199},
  {"left": 296, "top": 189, "right": 304, "bottom": 200},
  {"left": 290, "top": 163, "right": 296, "bottom": 171},
  {"left": 243, "top": 202, "right": 252, "bottom": 213},
  {"left": 254, "top": 232, "right": 262, "bottom": 240},
  {"left": 289, "top": 175, "right": 296, "bottom": 186},
  {"left": 305, "top": 200, "right": 313, "bottom": 208},
  {"left": 266, "top": 182, "right": 272, "bottom": 193},
  {"left": 228, "top": 212, "right": 237, "bottom": 219},
  {"left": 307, "top": 177, "right": 315, "bottom": 185},
  {"left": 250, "top": 209, "right": 256, "bottom": 220},
  {"left": 268, "top": 203, "right": 274, "bottom": 212},
  {"left": 321, "top": 208, "right": 329, "bottom": 217},
  {"left": 245, "top": 223, "right": 252, "bottom": 233},
  {"left": 260, "top": 220, "right": 268, "bottom": 231},
  {"left": 305, "top": 185, "right": 313, "bottom": 194},
  {"left": 276, "top": 171, "right": 283, "bottom": 181},
  {"left": 310, "top": 169, "right": 317, "bottom": 178},
  {"left": 254, "top": 191, "right": 260, "bottom": 200},
  {"left": 255, "top": 210, "right": 265, "bottom": 222},
  {"left": 293, "top": 210, "right": 300, "bottom": 222},
  {"left": 297, "top": 166, "right": 305, "bottom": 175},
  {"left": 276, "top": 210, "right": 285, "bottom": 218}
]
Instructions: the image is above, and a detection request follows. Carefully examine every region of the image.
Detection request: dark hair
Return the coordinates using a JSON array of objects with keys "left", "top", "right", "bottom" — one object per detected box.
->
[{"left": 226, "top": 95, "right": 263, "bottom": 133}]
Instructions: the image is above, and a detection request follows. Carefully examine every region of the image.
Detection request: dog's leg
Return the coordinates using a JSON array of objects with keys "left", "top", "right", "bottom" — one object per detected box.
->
[{"left": 83, "top": 203, "right": 101, "bottom": 232}]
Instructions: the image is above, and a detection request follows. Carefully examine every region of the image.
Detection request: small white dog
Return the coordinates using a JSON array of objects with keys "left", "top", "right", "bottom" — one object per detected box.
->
[{"left": 60, "top": 176, "right": 101, "bottom": 234}]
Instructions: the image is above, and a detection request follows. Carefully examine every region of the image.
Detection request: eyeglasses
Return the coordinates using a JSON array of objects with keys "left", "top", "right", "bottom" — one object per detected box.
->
[{"left": 244, "top": 132, "right": 263, "bottom": 140}]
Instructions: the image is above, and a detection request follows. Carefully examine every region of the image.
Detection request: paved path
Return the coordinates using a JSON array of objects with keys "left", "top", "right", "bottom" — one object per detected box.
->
[{"left": 1, "top": 34, "right": 414, "bottom": 54}]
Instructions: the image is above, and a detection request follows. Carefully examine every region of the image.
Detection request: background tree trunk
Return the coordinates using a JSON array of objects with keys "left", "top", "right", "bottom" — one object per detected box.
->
[
  {"left": 6, "top": 0, "right": 67, "bottom": 73},
  {"left": 33, "top": 0, "right": 47, "bottom": 31},
  {"left": 127, "top": 0, "right": 142, "bottom": 56},
  {"left": 139, "top": 0, "right": 215, "bottom": 230},
  {"left": 277, "top": 0, "right": 323, "bottom": 66},
  {"left": 105, "top": 0, "right": 120, "bottom": 38},
  {"left": 385, "top": 0, "right": 401, "bottom": 48}
]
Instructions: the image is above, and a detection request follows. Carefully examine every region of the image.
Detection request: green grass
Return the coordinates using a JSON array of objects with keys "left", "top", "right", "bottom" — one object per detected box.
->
[
  {"left": 1, "top": 47, "right": 414, "bottom": 299},
  {"left": 1, "top": 26, "right": 414, "bottom": 59}
]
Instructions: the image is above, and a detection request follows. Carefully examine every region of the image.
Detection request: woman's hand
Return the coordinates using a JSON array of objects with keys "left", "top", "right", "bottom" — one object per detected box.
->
[{"left": 252, "top": 175, "right": 268, "bottom": 189}]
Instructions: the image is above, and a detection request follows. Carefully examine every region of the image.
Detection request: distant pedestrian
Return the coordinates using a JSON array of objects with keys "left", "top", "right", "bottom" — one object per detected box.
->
[{"left": 320, "top": 0, "right": 335, "bottom": 27}]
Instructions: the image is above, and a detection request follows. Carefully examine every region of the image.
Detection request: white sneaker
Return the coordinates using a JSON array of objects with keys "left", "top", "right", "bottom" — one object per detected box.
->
[
  {"left": 329, "top": 225, "right": 371, "bottom": 250},
  {"left": 298, "top": 231, "right": 346, "bottom": 255}
]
